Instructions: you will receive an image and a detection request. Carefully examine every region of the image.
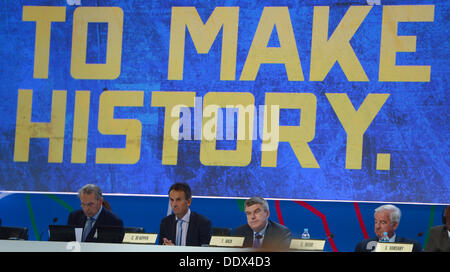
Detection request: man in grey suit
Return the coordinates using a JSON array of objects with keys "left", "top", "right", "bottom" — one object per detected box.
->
[
  {"left": 424, "top": 205, "right": 450, "bottom": 252},
  {"left": 234, "top": 197, "right": 291, "bottom": 250}
]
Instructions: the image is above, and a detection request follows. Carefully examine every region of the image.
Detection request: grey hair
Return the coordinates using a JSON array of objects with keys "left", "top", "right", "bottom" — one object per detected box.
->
[
  {"left": 245, "top": 197, "right": 269, "bottom": 212},
  {"left": 78, "top": 184, "right": 103, "bottom": 200},
  {"left": 375, "top": 204, "right": 401, "bottom": 224}
]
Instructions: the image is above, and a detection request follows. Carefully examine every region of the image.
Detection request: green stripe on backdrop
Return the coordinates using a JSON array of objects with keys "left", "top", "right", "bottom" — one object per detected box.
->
[
  {"left": 46, "top": 194, "right": 74, "bottom": 212},
  {"left": 423, "top": 205, "right": 435, "bottom": 248},
  {"left": 25, "top": 194, "right": 40, "bottom": 241},
  {"left": 236, "top": 199, "right": 245, "bottom": 212}
]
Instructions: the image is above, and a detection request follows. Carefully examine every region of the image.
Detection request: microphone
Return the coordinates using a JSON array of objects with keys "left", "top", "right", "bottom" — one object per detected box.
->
[
  {"left": 255, "top": 234, "right": 263, "bottom": 240},
  {"left": 40, "top": 217, "right": 58, "bottom": 241},
  {"left": 326, "top": 233, "right": 334, "bottom": 240}
]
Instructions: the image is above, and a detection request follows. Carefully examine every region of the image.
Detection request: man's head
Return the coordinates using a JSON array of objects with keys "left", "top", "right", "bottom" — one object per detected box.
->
[
  {"left": 244, "top": 197, "right": 270, "bottom": 233},
  {"left": 374, "top": 204, "right": 401, "bottom": 239},
  {"left": 78, "top": 184, "right": 103, "bottom": 218},
  {"left": 168, "top": 182, "right": 192, "bottom": 219}
]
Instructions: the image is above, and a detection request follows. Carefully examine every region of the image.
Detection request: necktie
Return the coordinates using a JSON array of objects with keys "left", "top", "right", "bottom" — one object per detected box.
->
[
  {"left": 176, "top": 219, "right": 183, "bottom": 246},
  {"left": 253, "top": 233, "right": 262, "bottom": 248},
  {"left": 82, "top": 217, "right": 95, "bottom": 242}
]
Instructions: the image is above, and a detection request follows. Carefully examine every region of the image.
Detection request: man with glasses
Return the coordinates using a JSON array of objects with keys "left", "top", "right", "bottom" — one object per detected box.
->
[
  {"left": 67, "top": 184, "right": 123, "bottom": 242},
  {"left": 234, "top": 197, "right": 291, "bottom": 250}
]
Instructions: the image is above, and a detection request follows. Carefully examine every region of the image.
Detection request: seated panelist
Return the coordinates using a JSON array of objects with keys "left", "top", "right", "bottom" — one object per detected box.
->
[
  {"left": 67, "top": 184, "right": 123, "bottom": 242},
  {"left": 424, "top": 205, "right": 450, "bottom": 252},
  {"left": 158, "top": 182, "right": 212, "bottom": 246},
  {"left": 234, "top": 197, "right": 291, "bottom": 250},
  {"left": 354, "top": 204, "right": 422, "bottom": 252}
]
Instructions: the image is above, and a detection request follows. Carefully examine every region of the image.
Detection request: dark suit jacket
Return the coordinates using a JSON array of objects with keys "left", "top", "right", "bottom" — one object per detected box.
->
[
  {"left": 233, "top": 220, "right": 291, "bottom": 250},
  {"left": 424, "top": 225, "right": 450, "bottom": 252},
  {"left": 158, "top": 211, "right": 212, "bottom": 246},
  {"left": 67, "top": 207, "right": 124, "bottom": 242},
  {"left": 354, "top": 236, "right": 422, "bottom": 252}
]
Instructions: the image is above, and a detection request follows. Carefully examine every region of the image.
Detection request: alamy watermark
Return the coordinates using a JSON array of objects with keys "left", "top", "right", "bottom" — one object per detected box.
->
[{"left": 169, "top": 97, "right": 281, "bottom": 151}]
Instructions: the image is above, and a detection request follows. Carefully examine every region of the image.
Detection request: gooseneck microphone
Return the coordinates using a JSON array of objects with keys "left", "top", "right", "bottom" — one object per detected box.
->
[{"left": 40, "top": 217, "right": 58, "bottom": 241}]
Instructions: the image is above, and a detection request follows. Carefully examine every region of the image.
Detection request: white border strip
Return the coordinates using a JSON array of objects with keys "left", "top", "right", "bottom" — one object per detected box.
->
[{"left": 1, "top": 190, "right": 448, "bottom": 206}]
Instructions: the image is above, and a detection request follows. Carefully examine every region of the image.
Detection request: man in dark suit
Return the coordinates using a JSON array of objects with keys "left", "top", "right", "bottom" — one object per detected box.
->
[
  {"left": 158, "top": 182, "right": 212, "bottom": 246},
  {"left": 354, "top": 204, "right": 422, "bottom": 252},
  {"left": 424, "top": 205, "right": 450, "bottom": 252},
  {"left": 67, "top": 184, "right": 123, "bottom": 243},
  {"left": 234, "top": 197, "right": 291, "bottom": 250}
]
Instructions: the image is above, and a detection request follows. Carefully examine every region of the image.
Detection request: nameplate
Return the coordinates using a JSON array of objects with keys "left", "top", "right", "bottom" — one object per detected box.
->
[
  {"left": 122, "top": 233, "right": 158, "bottom": 244},
  {"left": 375, "top": 242, "right": 414, "bottom": 252},
  {"left": 289, "top": 239, "right": 326, "bottom": 251},
  {"left": 209, "top": 236, "right": 245, "bottom": 248}
]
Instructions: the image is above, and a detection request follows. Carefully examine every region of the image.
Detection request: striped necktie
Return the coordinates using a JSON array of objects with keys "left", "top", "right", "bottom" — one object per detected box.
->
[{"left": 82, "top": 217, "right": 95, "bottom": 242}]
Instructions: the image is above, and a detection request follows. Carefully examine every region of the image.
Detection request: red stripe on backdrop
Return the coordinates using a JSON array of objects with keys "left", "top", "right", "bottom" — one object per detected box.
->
[
  {"left": 294, "top": 201, "right": 338, "bottom": 252},
  {"left": 275, "top": 200, "right": 285, "bottom": 225},
  {"left": 353, "top": 202, "right": 370, "bottom": 239}
]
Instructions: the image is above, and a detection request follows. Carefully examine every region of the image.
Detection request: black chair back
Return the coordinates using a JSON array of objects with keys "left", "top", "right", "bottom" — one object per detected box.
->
[
  {"left": 124, "top": 227, "right": 145, "bottom": 233},
  {"left": 212, "top": 227, "right": 232, "bottom": 236}
]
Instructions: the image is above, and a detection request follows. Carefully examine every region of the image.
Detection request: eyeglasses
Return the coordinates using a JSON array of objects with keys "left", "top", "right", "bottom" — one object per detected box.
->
[{"left": 81, "top": 202, "right": 97, "bottom": 208}]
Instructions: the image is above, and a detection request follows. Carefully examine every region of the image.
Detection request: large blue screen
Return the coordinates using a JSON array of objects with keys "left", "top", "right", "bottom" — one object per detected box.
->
[{"left": 0, "top": 0, "right": 448, "bottom": 203}]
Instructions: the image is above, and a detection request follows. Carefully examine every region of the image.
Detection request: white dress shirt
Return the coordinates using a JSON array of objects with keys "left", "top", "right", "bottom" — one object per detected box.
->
[{"left": 176, "top": 209, "right": 191, "bottom": 246}]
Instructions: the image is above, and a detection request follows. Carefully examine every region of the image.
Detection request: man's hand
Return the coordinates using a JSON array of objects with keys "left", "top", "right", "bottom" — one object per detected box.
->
[{"left": 163, "top": 237, "right": 174, "bottom": 245}]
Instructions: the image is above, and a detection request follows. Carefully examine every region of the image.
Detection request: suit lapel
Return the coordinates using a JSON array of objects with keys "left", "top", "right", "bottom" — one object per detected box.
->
[
  {"left": 95, "top": 208, "right": 105, "bottom": 226},
  {"left": 186, "top": 212, "right": 195, "bottom": 246},
  {"left": 170, "top": 214, "right": 177, "bottom": 242},
  {"left": 263, "top": 221, "right": 273, "bottom": 246},
  {"left": 243, "top": 224, "right": 254, "bottom": 247},
  {"left": 80, "top": 214, "right": 87, "bottom": 227}
]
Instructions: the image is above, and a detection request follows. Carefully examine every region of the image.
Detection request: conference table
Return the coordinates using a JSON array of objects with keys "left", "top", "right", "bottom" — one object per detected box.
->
[{"left": 0, "top": 239, "right": 251, "bottom": 252}]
